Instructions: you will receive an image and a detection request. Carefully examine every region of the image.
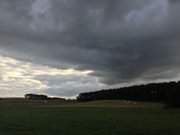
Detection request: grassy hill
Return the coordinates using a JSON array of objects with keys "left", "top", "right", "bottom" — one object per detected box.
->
[{"left": 0, "top": 100, "right": 180, "bottom": 135}]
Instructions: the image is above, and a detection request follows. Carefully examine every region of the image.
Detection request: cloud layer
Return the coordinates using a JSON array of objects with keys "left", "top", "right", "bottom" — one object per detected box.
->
[
  {"left": 0, "top": 0, "right": 180, "bottom": 96},
  {"left": 0, "top": 55, "right": 102, "bottom": 97}
]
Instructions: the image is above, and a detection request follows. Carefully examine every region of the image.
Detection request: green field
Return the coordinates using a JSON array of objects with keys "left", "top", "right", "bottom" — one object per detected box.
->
[{"left": 0, "top": 100, "right": 180, "bottom": 135}]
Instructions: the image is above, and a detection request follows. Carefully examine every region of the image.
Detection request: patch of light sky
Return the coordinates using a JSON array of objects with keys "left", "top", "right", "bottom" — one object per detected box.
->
[{"left": 0, "top": 55, "right": 104, "bottom": 98}]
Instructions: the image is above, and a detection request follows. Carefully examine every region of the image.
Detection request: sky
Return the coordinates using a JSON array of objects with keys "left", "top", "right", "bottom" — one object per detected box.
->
[{"left": 0, "top": 0, "right": 180, "bottom": 98}]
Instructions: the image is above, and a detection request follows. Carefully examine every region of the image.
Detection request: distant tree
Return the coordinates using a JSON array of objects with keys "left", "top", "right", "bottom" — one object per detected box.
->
[
  {"left": 77, "top": 81, "right": 180, "bottom": 108},
  {"left": 165, "top": 82, "right": 180, "bottom": 108},
  {"left": 25, "top": 94, "right": 48, "bottom": 100}
]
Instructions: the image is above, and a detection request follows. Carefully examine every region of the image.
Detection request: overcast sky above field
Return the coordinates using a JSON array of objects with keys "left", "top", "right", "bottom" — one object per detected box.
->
[{"left": 0, "top": 0, "right": 180, "bottom": 97}]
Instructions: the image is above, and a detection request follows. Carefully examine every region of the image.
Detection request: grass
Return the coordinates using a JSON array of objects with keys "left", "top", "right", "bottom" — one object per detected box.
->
[{"left": 0, "top": 100, "right": 180, "bottom": 135}]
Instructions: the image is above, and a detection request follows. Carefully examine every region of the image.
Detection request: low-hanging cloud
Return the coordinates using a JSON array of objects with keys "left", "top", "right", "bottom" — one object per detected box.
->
[{"left": 0, "top": 0, "right": 180, "bottom": 88}]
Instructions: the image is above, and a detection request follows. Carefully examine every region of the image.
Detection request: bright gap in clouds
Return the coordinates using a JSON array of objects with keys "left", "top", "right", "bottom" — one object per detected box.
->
[{"left": 0, "top": 55, "right": 104, "bottom": 98}]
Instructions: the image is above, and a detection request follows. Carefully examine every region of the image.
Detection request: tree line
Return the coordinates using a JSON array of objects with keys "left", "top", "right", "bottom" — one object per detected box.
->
[{"left": 77, "top": 81, "right": 180, "bottom": 107}]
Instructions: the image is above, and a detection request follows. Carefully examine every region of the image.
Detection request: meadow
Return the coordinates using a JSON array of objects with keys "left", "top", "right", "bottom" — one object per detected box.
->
[{"left": 0, "top": 100, "right": 180, "bottom": 135}]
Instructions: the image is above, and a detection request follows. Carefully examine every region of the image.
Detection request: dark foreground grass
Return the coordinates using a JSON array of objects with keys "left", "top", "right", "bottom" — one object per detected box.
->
[{"left": 0, "top": 102, "right": 180, "bottom": 135}]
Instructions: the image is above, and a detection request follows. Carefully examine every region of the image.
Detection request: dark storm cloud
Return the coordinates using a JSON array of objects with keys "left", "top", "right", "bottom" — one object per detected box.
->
[{"left": 1, "top": 0, "right": 180, "bottom": 85}]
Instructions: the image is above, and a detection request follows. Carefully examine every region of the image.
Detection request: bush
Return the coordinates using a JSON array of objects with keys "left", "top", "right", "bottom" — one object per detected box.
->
[{"left": 165, "top": 86, "right": 180, "bottom": 108}]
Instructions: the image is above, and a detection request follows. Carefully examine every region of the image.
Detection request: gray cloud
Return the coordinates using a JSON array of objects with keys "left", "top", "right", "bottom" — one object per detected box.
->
[
  {"left": 0, "top": 0, "right": 180, "bottom": 88},
  {"left": 37, "top": 74, "right": 104, "bottom": 97}
]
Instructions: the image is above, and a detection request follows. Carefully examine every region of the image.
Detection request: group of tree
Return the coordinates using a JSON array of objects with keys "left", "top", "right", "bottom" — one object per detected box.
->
[
  {"left": 77, "top": 81, "right": 180, "bottom": 107},
  {"left": 25, "top": 94, "right": 48, "bottom": 100},
  {"left": 24, "top": 94, "right": 66, "bottom": 101}
]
